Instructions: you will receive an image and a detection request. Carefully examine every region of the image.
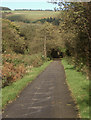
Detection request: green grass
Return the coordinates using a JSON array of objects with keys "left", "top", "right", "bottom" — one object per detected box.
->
[
  {"left": 2, "top": 61, "right": 51, "bottom": 108},
  {"left": 62, "top": 59, "right": 89, "bottom": 118}
]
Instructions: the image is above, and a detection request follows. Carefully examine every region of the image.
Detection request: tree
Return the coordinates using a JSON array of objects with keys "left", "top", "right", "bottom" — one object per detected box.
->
[{"left": 49, "top": 1, "right": 91, "bottom": 79}]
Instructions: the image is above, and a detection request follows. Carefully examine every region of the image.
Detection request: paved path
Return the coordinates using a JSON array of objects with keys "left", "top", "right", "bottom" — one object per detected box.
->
[{"left": 3, "top": 61, "right": 78, "bottom": 118}]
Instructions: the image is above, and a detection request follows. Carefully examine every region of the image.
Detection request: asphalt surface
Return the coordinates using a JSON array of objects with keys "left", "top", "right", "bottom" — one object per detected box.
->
[{"left": 3, "top": 60, "right": 78, "bottom": 118}]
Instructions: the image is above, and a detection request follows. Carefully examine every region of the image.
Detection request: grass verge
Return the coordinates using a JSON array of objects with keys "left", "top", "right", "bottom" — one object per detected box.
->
[
  {"left": 62, "top": 59, "right": 89, "bottom": 118},
  {"left": 2, "top": 61, "right": 51, "bottom": 109}
]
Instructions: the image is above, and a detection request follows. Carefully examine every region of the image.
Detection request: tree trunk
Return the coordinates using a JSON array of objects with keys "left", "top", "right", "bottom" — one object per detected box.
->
[{"left": 44, "top": 35, "right": 47, "bottom": 58}]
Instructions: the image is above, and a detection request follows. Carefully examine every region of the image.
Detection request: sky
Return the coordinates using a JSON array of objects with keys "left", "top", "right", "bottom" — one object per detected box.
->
[{"left": 1, "top": 0, "right": 59, "bottom": 10}]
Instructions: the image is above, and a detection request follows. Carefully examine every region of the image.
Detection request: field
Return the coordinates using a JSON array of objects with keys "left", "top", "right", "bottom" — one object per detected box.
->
[{"left": 3, "top": 11, "right": 60, "bottom": 23}]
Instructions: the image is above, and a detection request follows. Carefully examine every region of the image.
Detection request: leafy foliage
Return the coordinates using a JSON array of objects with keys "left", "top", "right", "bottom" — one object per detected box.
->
[
  {"left": 57, "top": 2, "right": 91, "bottom": 78},
  {"left": 33, "top": 17, "right": 60, "bottom": 25},
  {"left": 2, "top": 19, "right": 26, "bottom": 54}
]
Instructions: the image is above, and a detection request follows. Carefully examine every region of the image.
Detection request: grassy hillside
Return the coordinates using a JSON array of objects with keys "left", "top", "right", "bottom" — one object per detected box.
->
[
  {"left": 4, "top": 11, "right": 60, "bottom": 23},
  {"left": 2, "top": 19, "right": 51, "bottom": 88},
  {"left": 2, "top": 9, "right": 62, "bottom": 88}
]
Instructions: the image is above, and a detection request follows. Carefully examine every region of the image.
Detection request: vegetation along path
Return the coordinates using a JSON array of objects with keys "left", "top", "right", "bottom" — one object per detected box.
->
[{"left": 3, "top": 60, "right": 78, "bottom": 118}]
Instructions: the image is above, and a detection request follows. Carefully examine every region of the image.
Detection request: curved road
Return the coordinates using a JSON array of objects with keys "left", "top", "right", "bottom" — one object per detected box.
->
[{"left": 3, "top": 61, "right": 78, "bottom": 118}]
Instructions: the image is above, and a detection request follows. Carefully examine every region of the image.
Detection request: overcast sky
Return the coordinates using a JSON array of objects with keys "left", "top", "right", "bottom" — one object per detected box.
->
[{"left": 1, "top": 0, "right": 59, "bottom": 10}]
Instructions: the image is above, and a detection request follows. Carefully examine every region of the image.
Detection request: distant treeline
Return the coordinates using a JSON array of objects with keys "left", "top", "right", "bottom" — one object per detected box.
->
[
  {"left": 0, "top": 7, "right": 11, "bottom": 11},
  {"left": 33, "top": 17, "right": 60, "bottom": 25},
  {"left": 0, "top": 6, "right": 54, "bottom": 11},
  {"left": 14, "top": 9, "right": 53, "bottom": 11}
]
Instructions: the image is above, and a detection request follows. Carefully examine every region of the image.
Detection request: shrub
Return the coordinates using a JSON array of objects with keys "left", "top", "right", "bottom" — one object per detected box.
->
[
  {"left": 2, "top": 62, "right": 26, "bottom": 87},
  {"left": 2, "top": 53, "right": 47, "bottom": 87}
]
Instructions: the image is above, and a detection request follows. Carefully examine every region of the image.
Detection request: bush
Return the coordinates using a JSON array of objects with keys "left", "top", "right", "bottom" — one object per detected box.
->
[
  {"left": 2, "top": 53, "right": 47, "bottom": 87},
  {"left": 2, "top": 62, "right": 26, "bottom": 87}
]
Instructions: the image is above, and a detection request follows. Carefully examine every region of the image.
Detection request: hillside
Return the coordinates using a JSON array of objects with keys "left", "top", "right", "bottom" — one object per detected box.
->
[
  {"left": 0, "top": 7, "right": 11, "bottom": 11},
  {"left": 3, "top": 11, "right": 60, "bottom": 23},
  {"left": 2, "top": 3, "right": 90, "bottom": 118},
  {"left": 2, "top": 10, "right": 62, "bottom": 87}
]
